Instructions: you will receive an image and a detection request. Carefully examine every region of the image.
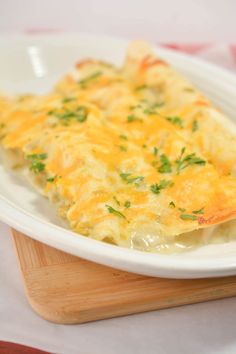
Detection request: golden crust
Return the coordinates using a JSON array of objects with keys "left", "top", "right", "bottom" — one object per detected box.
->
[{"left": 198, "top": 208, "right": 236, "bottom": 227}]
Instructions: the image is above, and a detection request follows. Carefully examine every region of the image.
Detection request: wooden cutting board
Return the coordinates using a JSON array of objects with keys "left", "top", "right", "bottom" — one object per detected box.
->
[{"left": 12, "top": 229, "right": 236, "bottom": 324}]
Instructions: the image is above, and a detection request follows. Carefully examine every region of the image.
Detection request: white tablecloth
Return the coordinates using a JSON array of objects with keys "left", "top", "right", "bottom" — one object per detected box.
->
[
  {"left": 0, "top": 0, "right": 236, "bottom": 42},
  {"left": 1, "top": 222, "right": 236, "bottom": 354},
  {"left": 1, "top": 43, "right": 236, "bottom": 353}
]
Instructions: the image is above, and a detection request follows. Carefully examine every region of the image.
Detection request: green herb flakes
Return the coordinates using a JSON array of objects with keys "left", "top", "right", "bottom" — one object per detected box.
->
[
  {"left": 27, "top": 153, "right": 47, "bottom": 160},
  {"left": 178, "top": 207, "right": 186, "bottom": 213},
  {"left": 120, "top": 134, "right": 128, "bottom": 140},
  {"left": 127, "top": 115, "right": 139, "bottom": 123},
  {"left": 78, "top": 71, "right": 102, "bottom": 87},
  {"left": 143, "top": 102, "right": 164, "bottom": 115},
  {"left": 166, "top": 116, "right": 183, "bottom": 128},
  {"left": 192, "top": 207, "right": 204, "bottom": 215},
  {"left": 153, "top": 147, "right": 158, "bottom": 156},
  {"left": 183, "top": 87, "right": 195, "bottom": 93},
  {"left": 53, "top": 106, "right": 88, "bottom": 124},
  {"left": 150, "top": 179, "right": 173, "bottom": 194},
  {"left": 105, "top": 205, "right": 126, "bottom": 219},
  {"left": 47, "top": 176, "right": 57, "bottom": 183},
  {"left": 135, "top": 85, "right": 148, "bottom": 91},
  {"left": 75, "top": 106, "right": 88, "bottom": 122},
  {"left": 62, "top": 97, "right": 75, "bottom": 103},
  {"left": 120, "top": 173, "right": 144, "bottom": 185},
  {"left": 113, "top": 196, "right": 120, "bottom": 206},
  {"left": 124, "top": 200, "right": 131, "bottom": 208},
  {"left": 27, "top": 153, "right": 47, "bottom": 174},
  {"left": 176, "top": 147, "right": 206, "bottom": 174},
  {"left": 158, "top": 154, "right": 172, "bottom": 173},
  {"left": 180, "top": 214, "right": 198, "bottom": 221},
  {"left": 192, "top": 120, "right": 199, "bottom": 132},
  {"left": 119, "top": 145, "right": 127, "bottom": 152}
]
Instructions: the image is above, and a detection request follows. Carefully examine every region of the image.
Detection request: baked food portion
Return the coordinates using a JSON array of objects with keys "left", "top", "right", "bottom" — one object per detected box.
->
[{"left": 1, "top": 41, "right": 236, "bottom": 253}]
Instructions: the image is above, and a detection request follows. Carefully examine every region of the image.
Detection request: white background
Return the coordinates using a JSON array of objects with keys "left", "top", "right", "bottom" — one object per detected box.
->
[
  {"left": 0, "top": 0, "right": 235, "bottom": 41},
  {"left": 1, "top": 1, "right": 236, "bottom": 353}
]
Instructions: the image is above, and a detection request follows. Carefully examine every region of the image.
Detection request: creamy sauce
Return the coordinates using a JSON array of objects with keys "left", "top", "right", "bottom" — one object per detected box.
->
[{"left": 130, "top": 219, "right": 236, "bottom": 254}]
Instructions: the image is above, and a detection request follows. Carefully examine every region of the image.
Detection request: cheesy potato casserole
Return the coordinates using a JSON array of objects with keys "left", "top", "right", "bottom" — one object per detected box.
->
[{"left": 1, "top": 41, "right": 236, "bottom": 253}]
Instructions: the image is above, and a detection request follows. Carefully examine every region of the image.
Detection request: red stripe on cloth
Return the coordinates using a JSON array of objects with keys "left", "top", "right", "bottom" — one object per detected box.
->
[
  {"left": 24, "top": 28, "right": 62, "bottom": 34},
  {"left": 230, "top": 45, "right": 236, "bottom": 63},
  {"left": 0, "top": 341, "right": 52, "bottom": 354},
  {"left": 161, "top": 43, "right": 212, "bottom": 54}
]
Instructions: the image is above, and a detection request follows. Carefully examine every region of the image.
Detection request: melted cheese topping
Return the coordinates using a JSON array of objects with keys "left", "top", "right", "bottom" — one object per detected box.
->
[{"left": 0, "top": 41, "right": 236, "bottom": 253}]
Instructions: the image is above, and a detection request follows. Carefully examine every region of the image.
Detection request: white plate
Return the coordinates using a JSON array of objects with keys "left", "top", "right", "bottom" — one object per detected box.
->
[{"left": 1, "top": 33, "right": 236, "bottom": 279}]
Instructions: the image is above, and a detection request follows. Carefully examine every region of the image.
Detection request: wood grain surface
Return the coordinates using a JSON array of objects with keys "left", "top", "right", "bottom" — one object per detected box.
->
[{"left": 12, "top": 229, "right": 236, "bottom": 324}]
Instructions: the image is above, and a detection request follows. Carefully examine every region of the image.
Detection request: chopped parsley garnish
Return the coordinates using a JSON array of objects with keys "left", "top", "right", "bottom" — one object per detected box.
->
[
  {"left": 192, "top": 120, "right": 199, "bottom": 132},
  {"left": 119, "top": 145, "right": 127, "bottom": 152},
  {"left": 178, "top": 207, "right": 186, "bottom": 212},
  {"left": 153, "top": 147, "right": 158, "bottom": 156},
  {"left": 192, "top": 207, "right": 204, "bottom": 214},
  {"left": 120, "top": 173, "right": 144, "bottom": 185},
  {"left": 142, "top": 144, "right": 147, "bottom": 148},
  {"left": 150, "top": 179, "right": 173, "bottom": 194},
  {"left": 127, "top": 114, "right": 140, "bottom": 123},
  {"left": 170, "top": 204, "right": 204, "bottom": 221},
  {"left": 135, "top": 85, "right": 148, "bottom": 91},
  {"left": 130, "top": 104, "right": 142, "bottom": 110},
  {"left": 57, "top": 111, "right": 75, "bottom": 121},
  {"left": 158, "top": 154, "right": 172, "bottom": 173},
  {"left": 113, "top": 196, "right": 120, "bottom": 206},
  {"left": 52, "top": 106, "right": 88, "bottom": 124},
  {"left": 78, "top": 71, "right": 102, "bottom": 87},
  {"left": 124, "top": 200, "right": 131, "bottom": 208},
  {"left": 62, "top": 97, "right": 76, "bottom": 103},
  {"left": 179, "top": 208, "right": 203, "bottom": 221},
  {"left": 180, "top": 214, "right": 198, "bottom": 221},
  {"left": 75, "top": 106, "right": 88, "bottom": 122},
  {"left": 27, "top": 153, "right": 47, "bottom": 160},
  {"left": 105, "top": 205, "right": 126, "bottom": 219},
  {"left": 120, "top": 134, "right": 128, "bottom": 140},
  {"left": 143, "top": 102, "right": 164, "bottom": 114},
  {"left": 47, "top": 176, "right": 57, "bottom": 183},
  {"left": 184, "top": 87, "right": 195, "bottom": 93},
  {"left": 130, "top": 100, "right": 164, "bottom": 116},
  {"left": 175, "top": 147, "right": 206, "bottom": 174},
  {"left": 166, "top": 116, "right": 183, "bottom": 128},
  {"left": 27, "top": 153, "right": 47, "bottom": 174},
  {"left": 0, "top": 123, "right": 5, "bottom": 139}
]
